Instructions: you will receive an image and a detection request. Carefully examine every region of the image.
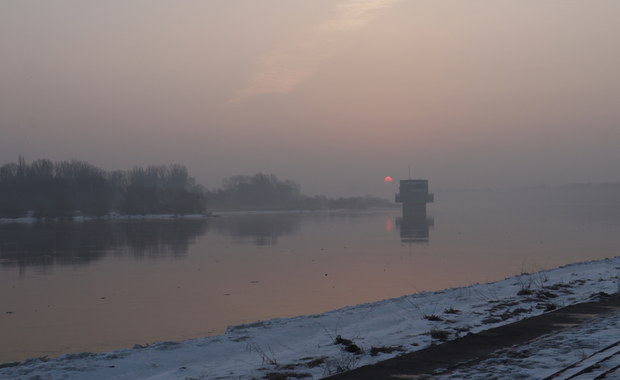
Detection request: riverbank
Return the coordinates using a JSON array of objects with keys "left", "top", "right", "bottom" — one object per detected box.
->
[
  {"left": 0, "top": 213, "right": 213, "bottom": 224},
  {"left": 0, "top": 208, "right": 396, "bottom": 224},
  {"left": 1, "top": 256, "right": 619, "bottom": 379},
  {"left": 326, "top": 293, "right": 620, "bottom": 379}
]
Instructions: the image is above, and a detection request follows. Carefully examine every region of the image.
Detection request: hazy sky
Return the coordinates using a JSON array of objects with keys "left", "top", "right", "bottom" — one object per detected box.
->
[{"left": 1, "top": 0, "right": 619, "bottom": 196}]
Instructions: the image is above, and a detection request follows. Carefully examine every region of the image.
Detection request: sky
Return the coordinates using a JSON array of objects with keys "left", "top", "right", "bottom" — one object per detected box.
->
[{"left": 1, "top": 0, "right": 619, "bottom": 197}]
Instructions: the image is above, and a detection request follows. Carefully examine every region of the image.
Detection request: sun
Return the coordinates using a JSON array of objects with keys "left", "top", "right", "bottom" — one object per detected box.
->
[{"left": 384, "top": 176, "right": 393, "bottom": 183}]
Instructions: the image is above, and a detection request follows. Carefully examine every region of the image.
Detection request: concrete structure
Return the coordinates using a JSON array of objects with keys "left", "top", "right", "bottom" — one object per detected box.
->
[
  {"left": 395, "top": 179, "right": 434, "bottom": 210},
  {"left": 395, "top": 179, "right": 434, "bottom": 243}
]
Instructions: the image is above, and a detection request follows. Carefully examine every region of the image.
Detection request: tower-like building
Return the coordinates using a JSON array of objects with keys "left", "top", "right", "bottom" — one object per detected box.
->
[
  {"left": 395, "top": 179, "right": 434, "bottom": 243},
  {"left": 395, "top": 179, "right": 434, "bottom": 213}
]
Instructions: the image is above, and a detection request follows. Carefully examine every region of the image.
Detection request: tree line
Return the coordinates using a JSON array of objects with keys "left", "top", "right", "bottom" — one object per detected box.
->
[
  {"left": 206, "top": 172, "right": 395, "bottom": 211},
  {"left": 0, "top": 158, "right": 395, "bottom": 218},
  {"left": 0, "top": 157, "right": 206, "bottom": 218}
]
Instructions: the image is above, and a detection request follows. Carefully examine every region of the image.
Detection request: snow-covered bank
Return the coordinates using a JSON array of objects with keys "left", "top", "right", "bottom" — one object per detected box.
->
[
  {"left": 0, "top": 207, "right": 397, "bottom": 224},
  {"left": 0, "top": 213, "right": 212, "bottom": 224},
  {"left": 0, "top": 209, "right": 379, "bottom": 224},
  {"left": 437, "top": 307, "right": 620, "bottom": 379},
  {"left": 2, "top": 257, "right": 619, "bottom": 380}
]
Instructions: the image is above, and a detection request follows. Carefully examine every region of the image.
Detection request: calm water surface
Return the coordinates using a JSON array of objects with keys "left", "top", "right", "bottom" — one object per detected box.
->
[{"left": 1, "top": 190, "right": 619, "bottom": 362}]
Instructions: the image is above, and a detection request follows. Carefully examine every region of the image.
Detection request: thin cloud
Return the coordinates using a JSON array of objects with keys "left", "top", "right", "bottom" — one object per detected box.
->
[
  {"left": 319, "top": 0, "right": 400, "bottom": 32},
  {"left": 233, "top": 0, "right": 400, "bottom": 101}
]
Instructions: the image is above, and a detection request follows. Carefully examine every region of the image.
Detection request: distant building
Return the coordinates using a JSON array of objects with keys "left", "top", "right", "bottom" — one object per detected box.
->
[
  {"left": 395, "top": 180, "right": 433, "bottom": 208},
  {"left": 395, "top": 179, "right": 434, "bottom": 243}
]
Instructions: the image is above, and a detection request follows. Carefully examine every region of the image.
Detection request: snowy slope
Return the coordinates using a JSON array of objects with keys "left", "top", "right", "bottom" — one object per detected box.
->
[
  {"left": 1, "top": 257, "right": 619, "bottom": 380},
  {"left": 438, "top": 308, "right": 620, "bottom": 379}
]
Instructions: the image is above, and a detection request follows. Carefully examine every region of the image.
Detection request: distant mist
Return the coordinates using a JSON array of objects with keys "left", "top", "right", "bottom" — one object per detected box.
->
[{"left": 2, "top": 1, "right": 619, "bottom": 197}]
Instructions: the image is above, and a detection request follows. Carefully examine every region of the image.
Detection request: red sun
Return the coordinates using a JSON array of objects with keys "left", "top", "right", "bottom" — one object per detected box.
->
[{"left": 384, "top": 176, "right": 393, "bottom": 183}]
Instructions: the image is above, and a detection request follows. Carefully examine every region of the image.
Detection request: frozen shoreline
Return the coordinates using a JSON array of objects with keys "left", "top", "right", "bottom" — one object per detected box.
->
[
  {"left": 2, "top": 256, "right": 619, "bottom": 379},
  {"left": 0, "top": 208, "right": 391, "bottom": 224},
  {"left": 0, "top": 213, "right": 213, "bottom": 224}
]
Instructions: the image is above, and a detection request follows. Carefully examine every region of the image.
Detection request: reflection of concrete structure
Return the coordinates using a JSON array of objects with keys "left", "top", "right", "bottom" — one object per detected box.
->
[
  {"left": 396, "top": 210, "right": 434, "bottom": 243},
  {"left": 395, "top": 179, "right": 434, "bottom": 243}
]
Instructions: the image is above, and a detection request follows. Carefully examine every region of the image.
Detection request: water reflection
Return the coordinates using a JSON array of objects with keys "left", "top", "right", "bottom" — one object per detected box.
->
[
  {"left": 396, "top": 205, "right": 434, "bottom": 244},
  {"left": 0, "top": 214, "right": 303, "bottom": 274},
  {"left": 0, "top": 220, "right": 208, "bottom": 274},
  {"left": 213, "top": 213, "right": 301, "bottom": 246}
]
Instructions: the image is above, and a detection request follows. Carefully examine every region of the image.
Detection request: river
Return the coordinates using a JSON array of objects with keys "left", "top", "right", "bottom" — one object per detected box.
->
[{"left": 1, "top": 188, "right": 619, "bottom": 362}]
